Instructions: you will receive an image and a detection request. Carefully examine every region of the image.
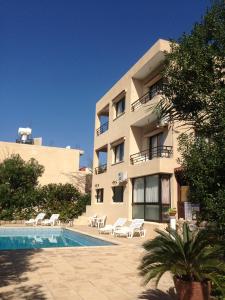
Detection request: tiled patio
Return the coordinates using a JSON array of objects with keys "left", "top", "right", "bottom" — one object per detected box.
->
[{"left": 0, "top": 225, "right": 176, "bottom": 300}]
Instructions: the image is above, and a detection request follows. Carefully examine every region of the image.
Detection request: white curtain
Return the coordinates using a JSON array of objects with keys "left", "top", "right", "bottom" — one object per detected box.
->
[
  {"left": 146, "top": 175, "right": 158, "bottom": 203},
  {"left": 161, "top": 176, "right": 170, "bottom": 204},
  {"left": 115, "top": 146, "right": 120, "bottom": 163},
  {"left": 133, "top": 178, "right": 144, "bottom": 203}
]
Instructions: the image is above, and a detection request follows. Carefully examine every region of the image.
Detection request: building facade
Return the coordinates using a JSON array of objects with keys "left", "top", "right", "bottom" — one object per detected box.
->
[
  {"left": 88, "top": 39, "right": 183, "bottom": 224},
  {"left": 0, "top": 141, "right": 86, "bottom": 192}
]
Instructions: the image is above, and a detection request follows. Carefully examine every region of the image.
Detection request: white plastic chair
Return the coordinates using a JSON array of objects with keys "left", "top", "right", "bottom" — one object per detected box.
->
[
  {"left": 88, "top": 214, "right": 97, "bottom": 227},
  {"left": 99, "top": 218, "right": 127, "bottom": 234},
  {"left": 96, "top": 216, "right": 107, "bottom": 229}
]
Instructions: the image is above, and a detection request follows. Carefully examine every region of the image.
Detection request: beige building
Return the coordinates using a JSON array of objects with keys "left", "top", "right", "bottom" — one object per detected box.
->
[
  {"left": 0, "top": 140, "right": 86, "bottom": 192},
  {"left": 77, "top": 39, "right": 186, "bottom": 224}
]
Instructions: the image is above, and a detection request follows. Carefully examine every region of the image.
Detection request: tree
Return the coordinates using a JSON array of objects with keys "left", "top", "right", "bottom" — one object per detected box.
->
[
  {"left": 159, "top": 0, "right": 225, "bottom": 135},
  {"left": 155, "top": 1, "right": 225, "bottom": 232},
  {"left": 0, "top": 154, "right": 44, "bottom": 219}
]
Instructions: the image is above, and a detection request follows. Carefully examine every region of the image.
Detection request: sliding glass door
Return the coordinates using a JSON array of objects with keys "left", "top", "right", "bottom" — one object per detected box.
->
[{"left": 132, "top": 174, "right": 171, "bottom": 222}]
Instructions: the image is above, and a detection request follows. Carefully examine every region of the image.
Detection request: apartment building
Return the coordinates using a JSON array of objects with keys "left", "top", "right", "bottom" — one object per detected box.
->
[{"left": 89, "top": 39, "right": 184, "bottom": 224}]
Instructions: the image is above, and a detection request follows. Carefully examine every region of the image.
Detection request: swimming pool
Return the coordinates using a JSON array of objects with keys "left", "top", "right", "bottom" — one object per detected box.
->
[{"left": 0, "top": 227, "right": 114, "bottom": 250}]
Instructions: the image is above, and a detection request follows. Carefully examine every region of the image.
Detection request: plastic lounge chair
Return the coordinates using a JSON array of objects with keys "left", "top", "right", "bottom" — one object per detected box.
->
[
  {"left": 99, "top": 218, "right": 127, "bottom": 234},
  {"left": 25, "top": 213, "right": 46, "bottom": 226},
  {"left": 114, "top": 219, "right": 145, "bottom": 238},
  {"left": 42, "top": 214, "right": 60, "bottom": 226},
  {"left": 96, "top": 215, "right": 107, "bottom": 229}
]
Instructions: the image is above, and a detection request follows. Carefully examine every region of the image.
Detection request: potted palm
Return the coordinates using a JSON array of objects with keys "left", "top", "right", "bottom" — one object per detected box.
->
[{"left": 139, "top": 223, "right": 225, "bottom": 300}]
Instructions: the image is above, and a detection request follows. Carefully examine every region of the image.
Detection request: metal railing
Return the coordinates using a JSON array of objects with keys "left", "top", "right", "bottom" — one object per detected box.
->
[
  {"left": 131, "top": 91, "right": 152, "bottom": 111},
  {"left": 131, "top": 84, "right": 163, "bottom": 111},
  {"left": 96, "top": 121, "right": 109, "bottom": 136},
  {"left": 95, "top": 164, "right": 107, "bottom": 174},
  {"left": 130, "top": 146, "right": 173, "bottom": 165}
]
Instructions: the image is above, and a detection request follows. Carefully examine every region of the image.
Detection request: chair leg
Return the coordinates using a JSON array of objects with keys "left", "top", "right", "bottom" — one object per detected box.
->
[{"left": 140, "top": 229, "right": 146, "bottom": 237}]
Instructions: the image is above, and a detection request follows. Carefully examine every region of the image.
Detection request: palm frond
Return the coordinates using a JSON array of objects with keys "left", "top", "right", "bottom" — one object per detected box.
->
[{"left": 139, "top": 222, "right": 225, "bottom": 287}]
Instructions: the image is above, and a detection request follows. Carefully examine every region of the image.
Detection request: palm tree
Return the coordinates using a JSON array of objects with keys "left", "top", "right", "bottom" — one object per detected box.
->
[{"left": 139, "top": 223, "right": 225, "bottom": 294}]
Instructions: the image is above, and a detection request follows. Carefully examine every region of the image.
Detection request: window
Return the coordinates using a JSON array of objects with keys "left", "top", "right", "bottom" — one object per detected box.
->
[
  {"left": 114, "top": 142, "right": 124, "bottom": 163},
  {"left": 113, "top": 186, "right": 124, "bottom": 202},
  {"left": 149, "top": 79, "right": 163, "bottom": 100},
  {"left": 149, "top": 133, "right": 163, "bottom": 159},
  {"left": 96, "top": 188, "right": 104, "bottom": 203},
  {"left": 132, "top": 174, "right": 171, "bottom": 222},
  {"left": 115, "top": 97, "right": 125, "bottom": 117}
]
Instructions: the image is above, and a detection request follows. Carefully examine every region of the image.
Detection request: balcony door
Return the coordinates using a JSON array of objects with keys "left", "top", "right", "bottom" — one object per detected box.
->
[{"left": 149, "top": 133, "right": 163, "bottom": 159}]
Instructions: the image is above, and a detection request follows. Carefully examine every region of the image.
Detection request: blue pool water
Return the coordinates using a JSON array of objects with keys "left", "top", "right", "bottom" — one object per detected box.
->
[{"left": 0, "top": 228, "right": 114, "bottom": 250}]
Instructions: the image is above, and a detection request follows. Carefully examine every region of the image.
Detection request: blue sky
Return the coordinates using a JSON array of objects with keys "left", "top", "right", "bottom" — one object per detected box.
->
[{"left": 0, "top": 0, "right": 211, "bottom": 166}]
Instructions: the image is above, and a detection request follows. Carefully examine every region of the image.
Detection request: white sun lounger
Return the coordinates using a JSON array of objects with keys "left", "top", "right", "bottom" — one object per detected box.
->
[
  {"left": 99, "top": 218, "right": 127, "bottom": 234},
  {"left": 42, "top": 214, "right": 60, "bottom": 226},
  {"left": 25, "top": 213, "right": 46, "bottom": 226},
  {"left": 114, "top": 219, "right": 145, "bottom": 238}
]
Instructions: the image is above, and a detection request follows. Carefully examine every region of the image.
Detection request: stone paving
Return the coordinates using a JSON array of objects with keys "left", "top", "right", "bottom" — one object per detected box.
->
[{"left": 0, "top": 225, "right": 176, "bottom": 300}]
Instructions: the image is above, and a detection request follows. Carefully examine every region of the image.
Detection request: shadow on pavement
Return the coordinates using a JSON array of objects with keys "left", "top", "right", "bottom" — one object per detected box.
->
[
  {"left": 139, "top": 287, "right": 177, "bottom": 300},
  {"left": 0, "top": 249, "right": 47, "bottom": 299}
]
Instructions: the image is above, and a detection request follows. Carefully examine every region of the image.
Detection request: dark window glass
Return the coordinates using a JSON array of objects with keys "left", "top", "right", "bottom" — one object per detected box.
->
[
  {"left": 113, "top": 186, "right": 124, "bottom": 202},
  {"left": 114, "top": 142, "right": 124, "bottom": 163},
  {"left": 116, "top": 97, "right": 125, "bottom": 117},
  {"left": 149, "top": 133, "right": 163, "bottom": 158},
  {"left": 96, "top": 189, "right": 104, "bottom": 203}
]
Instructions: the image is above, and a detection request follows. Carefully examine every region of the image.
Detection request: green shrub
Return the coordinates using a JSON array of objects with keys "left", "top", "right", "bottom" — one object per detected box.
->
[{"left": 38, "top": 183, "right": 91, "bottom": 222}]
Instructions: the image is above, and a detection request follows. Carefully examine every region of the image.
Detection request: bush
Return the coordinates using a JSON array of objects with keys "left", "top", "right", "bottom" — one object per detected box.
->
[{"left": 37, "top": 183, "right": 91, "bottom": 222}]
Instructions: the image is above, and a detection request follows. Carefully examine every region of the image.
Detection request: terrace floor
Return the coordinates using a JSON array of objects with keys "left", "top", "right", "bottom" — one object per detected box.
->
[{"left": 0, "top": 225, "right": 176, "bottom": 300}]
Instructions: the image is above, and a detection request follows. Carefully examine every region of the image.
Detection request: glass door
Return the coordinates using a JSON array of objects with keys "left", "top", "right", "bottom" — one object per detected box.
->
[{"left": 149, "top": 133, "right": 163, "bottom": 159}]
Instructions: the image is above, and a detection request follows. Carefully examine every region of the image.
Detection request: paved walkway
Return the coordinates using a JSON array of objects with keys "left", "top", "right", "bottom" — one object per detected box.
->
[{"left": 0, "top": 226, "right": 176, "bottom": 300}]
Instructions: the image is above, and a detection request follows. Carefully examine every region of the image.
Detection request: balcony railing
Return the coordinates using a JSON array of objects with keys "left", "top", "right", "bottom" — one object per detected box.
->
[
  {"left": 96, "top": 121, "right": 109, "bottom": 136},
  {"left": 131, "top": 84, "right": 163, "bottom": 111},
  {"left": 95, "top": 164, "right": 107, "bottom": 174},
  {"left": 130, "top": 146, "right": 173, "bottom": 165}
]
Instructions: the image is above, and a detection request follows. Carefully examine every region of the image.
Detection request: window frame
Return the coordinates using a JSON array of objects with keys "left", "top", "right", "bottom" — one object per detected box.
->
[
  {"left": 114, "top": 142, "right": 124, "bottom": 164},
  {"left": 132, "top": 174, "right": 171, "bottom": 222},
  {"left": 115, "top": 97, "right": 125, "bottom": 118},
  {"left": 96, "top": 188, "right": 104, "bottom": 203},
  {"left": 112, "top": 186, "right": 124, "bottom": 203}
]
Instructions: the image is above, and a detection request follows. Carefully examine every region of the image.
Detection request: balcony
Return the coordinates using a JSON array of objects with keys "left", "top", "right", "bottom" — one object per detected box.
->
[
  {"left": 131, "top": 80, "right": 163, "bottom": 112},
  {"left": 95, "top": 164, "right": 107, "bottom": 175},
  {"left": 96, "top": 121, "right": 109, "bottom": 136},
  {"left": 130, "top": 146, "right": 173, "bottom": 165},
  {"left": 131, "top": 91, "right": 152, "bottom": 111}
]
